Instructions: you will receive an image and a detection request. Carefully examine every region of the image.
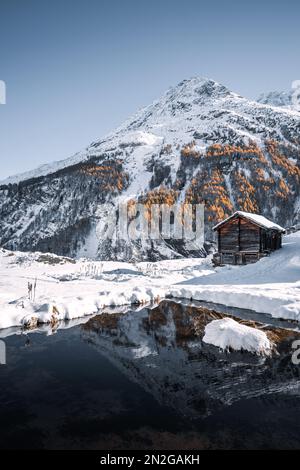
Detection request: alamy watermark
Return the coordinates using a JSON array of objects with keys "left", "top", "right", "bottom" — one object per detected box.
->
[
  {"left": 0, "top": 340, "right": 6, "bottom": 365},
  {"left": 291, "top": 340, "right": 300, "bottom": 365},
  {"left": 95, "top": 201, "right": 205, "bottom": 250},
  {"left": 292, "top": 80, "right": 300, "bottom": 111},
  {"left": 0, "top": 80, "right": 6, "bottom": 104}
]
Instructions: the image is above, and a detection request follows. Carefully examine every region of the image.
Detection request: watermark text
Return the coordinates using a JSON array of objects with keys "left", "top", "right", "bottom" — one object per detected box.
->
[{"left": 0, "top": 80, "right": 6, "bottom": 104}]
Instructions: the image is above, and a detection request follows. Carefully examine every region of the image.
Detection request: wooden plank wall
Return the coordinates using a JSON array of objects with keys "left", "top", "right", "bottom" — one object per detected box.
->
[
  {"left": 219, "top": 217, "right": 260, "bottom": 253},
  {"left": 239, "top": 218, "right": 260, "bottom": 252},
  {"left": 219, "top": 218, "right": 239, "bottom": 252}
]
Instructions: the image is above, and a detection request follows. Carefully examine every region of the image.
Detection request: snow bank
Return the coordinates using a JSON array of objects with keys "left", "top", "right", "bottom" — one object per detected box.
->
[
  {"left": 0, "top": 286, "right": 166, "bottom": 330},
  {"left": 0, "top": 251, "right": 211, "bottom": 329},
  {"left": 170, "top": 283, "right": 300, "bottom": 319},
  {"left": 170, "top": 232, "right": 300, "bottom": 321},
  {"left": 203, "top": 318, "right": 272, "bottom": 355},
  {"left": 272, "top": 302, "right": 300, "bottom": 321}
]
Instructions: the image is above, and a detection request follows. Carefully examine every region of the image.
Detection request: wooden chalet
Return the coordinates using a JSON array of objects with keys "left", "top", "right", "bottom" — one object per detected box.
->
[{"left": 213, "top": 211, "right": 285, "bottom": 265}]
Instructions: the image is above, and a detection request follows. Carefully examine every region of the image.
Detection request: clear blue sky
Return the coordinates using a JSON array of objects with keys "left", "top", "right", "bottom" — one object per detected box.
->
[{"left": 0, "top": 0, "right": 299, "bottom": 180}]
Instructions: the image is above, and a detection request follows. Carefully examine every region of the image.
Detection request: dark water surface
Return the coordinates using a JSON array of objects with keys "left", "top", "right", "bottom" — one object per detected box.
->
[{"left": 1, "top": 300, "right": 300, "bottom": 450}]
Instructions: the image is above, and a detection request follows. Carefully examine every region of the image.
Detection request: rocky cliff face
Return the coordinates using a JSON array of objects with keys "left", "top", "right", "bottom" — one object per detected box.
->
[{"left": 0, "top": 77, "right": 299, "bottom": 260}]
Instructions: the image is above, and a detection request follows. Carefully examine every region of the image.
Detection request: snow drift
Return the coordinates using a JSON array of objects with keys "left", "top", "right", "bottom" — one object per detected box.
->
[{"left": 203, "top": 318, "right": 272, "bottom": 355}]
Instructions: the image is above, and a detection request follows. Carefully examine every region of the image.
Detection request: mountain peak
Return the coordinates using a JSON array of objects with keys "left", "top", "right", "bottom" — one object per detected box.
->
[
  {"left": 257, "top": 90, "right": 292, "bottom": 108},
  {"left": 165, "top": 76, "right": 232, "bottom": 103},
  {"left": 117, "top": 76, "right": 236, "bottom": 133},
  {"left": 1, "top": 77, "right": 299, "bottom": 187}
]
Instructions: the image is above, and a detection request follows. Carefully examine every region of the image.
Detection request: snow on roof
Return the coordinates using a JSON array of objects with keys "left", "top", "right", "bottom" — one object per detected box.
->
[{"left": 213, "top": 211, "right": 285, "bottom": 232}]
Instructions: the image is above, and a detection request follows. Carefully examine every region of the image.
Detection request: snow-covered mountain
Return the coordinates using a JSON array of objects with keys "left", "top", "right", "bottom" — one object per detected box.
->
[
  {"left": 0, "top": 77, "right": 300, "bottom": 260},
  {"left": 257, "top": 90, "right": 294, "bottom": 109},
  {"left": 257, "top": 86, "right": 300, "bottom": 112}
]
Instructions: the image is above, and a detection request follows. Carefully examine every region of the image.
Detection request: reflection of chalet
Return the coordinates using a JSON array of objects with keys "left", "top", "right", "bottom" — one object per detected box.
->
[{"left": 213, "top": 211, "right": 285, "bottom": 265}]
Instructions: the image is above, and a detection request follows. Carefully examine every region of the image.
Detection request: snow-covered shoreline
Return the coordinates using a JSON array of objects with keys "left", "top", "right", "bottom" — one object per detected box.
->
[
  {"left": 170, "top": 231, "right": 300, "bottom": 321},
  {"left": 0, "top": 252, "right": 213, "bottom": 329},
  {"left": 0, "top": 231, "right": 299, "bottom": 330}
]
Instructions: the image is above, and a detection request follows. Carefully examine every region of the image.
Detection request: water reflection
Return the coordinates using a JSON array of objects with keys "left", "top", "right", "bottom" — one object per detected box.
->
[
  {"left": 81, "top": 300, "right": 300, "bottom": 419},
  {"left": 1, "top": 299, "right": 300, "bottom": 449}
]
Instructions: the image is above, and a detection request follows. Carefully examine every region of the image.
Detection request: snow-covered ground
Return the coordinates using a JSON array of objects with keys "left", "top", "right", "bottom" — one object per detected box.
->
[
  {"left": 170, "top": 231, "right": 300, "bottom": 321},
  {"left": 0, "top": 251, "right": 213, "bottom": 329},
  {"left": 0, "top": 231, "right": 299, "bottom": 330}
]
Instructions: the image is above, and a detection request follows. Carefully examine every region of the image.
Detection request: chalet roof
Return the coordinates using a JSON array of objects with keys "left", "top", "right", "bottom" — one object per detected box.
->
[{"left": 213, "top": 211, "right": 286, "bottom": 233}]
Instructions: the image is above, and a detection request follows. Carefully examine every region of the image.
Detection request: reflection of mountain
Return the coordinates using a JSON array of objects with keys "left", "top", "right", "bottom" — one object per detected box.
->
[{"left": 81, "top": 300, "right": 300, "bottom": 419}]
